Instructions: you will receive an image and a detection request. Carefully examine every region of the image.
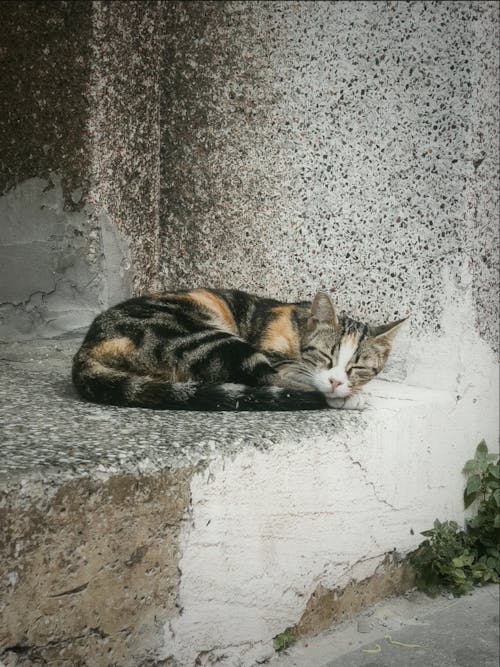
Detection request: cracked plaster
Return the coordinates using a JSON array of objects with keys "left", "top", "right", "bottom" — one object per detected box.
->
[
  {"left": 0, "top": 175, "right": 132, "bottom": 340},
  {"left": 0, "top": 1, "right": 162, "bottom": 340}
]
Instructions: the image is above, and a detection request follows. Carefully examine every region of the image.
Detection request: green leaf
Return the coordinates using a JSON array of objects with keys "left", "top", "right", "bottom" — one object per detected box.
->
[
  {"left": 489, "top": 465, "right": 500, "bottom": 479},
  {"left": 472, "top": 562, "right": 487, "bottom": 572},
  {"left": 463, "top": 459, "right": 480, "bottom": 475},
  {"left": 413, "top": 444, "right": 500, "bottom": 598},
  {"left": 466, "top": 475, "right": 482, "bottom": 495},
  {"left": 476, "top": 440, "right": 489, "bottom": 457},
  {"left": 487, "top": 556, "right": 499, "bottom": 570},
  {"left": 464, "top": 490, "right": 476, "bottom": 509},
  {"left": 273, "top": 629, "right": 296, "bottom": 652}
]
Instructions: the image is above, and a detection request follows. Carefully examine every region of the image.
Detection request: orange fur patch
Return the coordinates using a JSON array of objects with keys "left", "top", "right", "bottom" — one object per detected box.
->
[
  {"left": 90, "top": 337, "right": 136, "bottom": 360},
  {"left": 188, "top": 289, "right": 237, "bottom": 333},
  {"left": 260, "top": 306, "right": 299, "bottom": 357}
]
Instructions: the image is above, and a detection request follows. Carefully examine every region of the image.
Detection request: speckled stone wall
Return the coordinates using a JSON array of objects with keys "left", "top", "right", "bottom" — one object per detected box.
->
[
  {"left": 0, "top": 1, "right": 162, "bottom": 339},
  {"left": 159, "top": 0, "right": 499, "bottom": 352},
  {"left": 0, "top": 0, "right": 92, "bottom": 198},
  {"left": 88, "top": 0, "right": 163, "bottom": 295},
  {"left": 2, "top": 1, "right": 497, "bottom": 348}
]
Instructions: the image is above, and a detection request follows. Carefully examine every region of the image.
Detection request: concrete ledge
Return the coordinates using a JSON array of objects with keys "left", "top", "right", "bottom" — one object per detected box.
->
[{"left": 0, "top": 336, "right": 497, "bottom": 666}]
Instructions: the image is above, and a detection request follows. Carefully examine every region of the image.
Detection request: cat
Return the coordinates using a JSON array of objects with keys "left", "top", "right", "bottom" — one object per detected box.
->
[{"left": 72, "top": 288, "right": 405, "bottom": 411}]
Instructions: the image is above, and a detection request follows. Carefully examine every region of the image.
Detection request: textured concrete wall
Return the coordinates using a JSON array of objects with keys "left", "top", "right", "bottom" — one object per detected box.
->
[
  {"left": 1, "top": 338, "right": 497, "bottom": 665},
  {"left": 1, "top": 470, "right": 193, "bottom": 665},
  {"left": 166, "top": 377, "right": 498, "bottom": 665},
  {"left": 0, "top": 1, "right": 97, "bottom": 338},
  {"left": 159, "top": 0, "right": 499, "bottom": 357},
  {"left": 0, "top": 1, "right": 161, "bottom": 340},
  {"left": 88, "top": 0, "right": 163, "bottom": 297},
  {"left": 0, "top": 1, "right": 92, "bottom": 197},
  {"left": 2, "top": 0, "right": 497, "bottom": 352}
]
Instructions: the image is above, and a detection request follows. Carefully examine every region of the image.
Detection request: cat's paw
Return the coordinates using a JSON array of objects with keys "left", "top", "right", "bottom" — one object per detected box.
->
[{"left": 326, "top": 394, "right": 368, "bottom": 410}]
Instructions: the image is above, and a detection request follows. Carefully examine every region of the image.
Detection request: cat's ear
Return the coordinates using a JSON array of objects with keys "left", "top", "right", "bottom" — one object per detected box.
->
[
  {"left": 370, "top": 317, "right": 408, "bottom": 342},
  {"left": 307, "top": 291, "right": 338, "bottom": 329}
]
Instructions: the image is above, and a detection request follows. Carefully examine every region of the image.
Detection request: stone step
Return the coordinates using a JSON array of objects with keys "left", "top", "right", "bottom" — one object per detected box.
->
[{"left": 0, "top": 336, "right": 497, "bottom": 666}]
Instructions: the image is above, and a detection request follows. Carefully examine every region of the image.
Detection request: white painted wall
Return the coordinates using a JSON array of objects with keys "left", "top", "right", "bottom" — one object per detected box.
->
[
  {"left": 162, "top": 277, "right": 498, "bottom": 666},
  {"left": 154, "top": 0, "right": 499, "bottom": 659}
]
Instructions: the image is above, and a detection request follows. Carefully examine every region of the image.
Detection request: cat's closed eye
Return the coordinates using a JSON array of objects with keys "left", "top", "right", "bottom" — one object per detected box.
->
[{"left": 348, "top": 366, "right": 374, "bottom": 375}]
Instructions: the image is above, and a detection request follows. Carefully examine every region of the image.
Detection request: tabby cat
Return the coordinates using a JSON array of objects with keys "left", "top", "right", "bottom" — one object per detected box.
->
[{"left": 72, "top": 289, "right": 405, "bottom": 411}]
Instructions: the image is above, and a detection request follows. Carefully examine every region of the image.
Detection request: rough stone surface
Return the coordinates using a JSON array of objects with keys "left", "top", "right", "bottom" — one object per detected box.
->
[
  {"left": 0, "top": 470, "right": 192, "bottom": 667},
  {"left": 293, "top": 555, "right": 415, "bottom": 638},
  {"left": 0, "top": 309, "right": 497, "bottom": 665},
  {"left": 0, "top": 335, "right": 361, "bottom": 482},
  {"left": 0, "top": 0, "right": 92, "bottom": 197},
  {"left": 0, "top": 176, "right": 112, "bottom": 340},
  {"left": 0, "top": 1, "right": 99, "bottom": 340},
  {"left": 159, "top": 0, "right": 499, "bottom": 353},
  {"left": 1, "top": 1, "right": 497, "bottom": 351},
  {"left": 0, "top": 2, "right": 499, "bottom": 665},
  {"left": 88, "top": 1, "right": 163, "bottom": 296},
  {"left": 162, "top": 354, "right": 496, "bottom": 665},
  {"left": 0, "top": 1, "right": 162, "bottom": 340}
]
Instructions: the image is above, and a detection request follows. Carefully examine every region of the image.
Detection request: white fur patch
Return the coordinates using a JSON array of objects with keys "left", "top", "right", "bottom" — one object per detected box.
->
[
  {"left": 337, "top": 337, "right": 358, "bottom": 369},
  {"left": 326, "top": 394, "right": 367, "bottom": 410},
  {"left": 312, "top": 334, "right": 360, "bottom": 399}
]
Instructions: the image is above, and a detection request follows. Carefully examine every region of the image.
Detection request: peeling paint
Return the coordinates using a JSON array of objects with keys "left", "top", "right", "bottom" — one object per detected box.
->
[{"left": 0, "top": 176, "right": 132, "bottom": 340}]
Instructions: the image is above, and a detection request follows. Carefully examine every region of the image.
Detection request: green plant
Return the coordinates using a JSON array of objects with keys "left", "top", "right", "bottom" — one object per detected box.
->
[
  {"left": 463, "top": 440, "right": 500, "bottom": 577},
  {"left": 273, "top": 627, "right": 297, "bottom": 652},
  {"left": 410, "top": 441, "right": 500, "bottom": 597}
]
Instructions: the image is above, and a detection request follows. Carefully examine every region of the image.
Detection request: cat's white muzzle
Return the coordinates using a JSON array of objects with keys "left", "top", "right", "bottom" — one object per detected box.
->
[{"left": 313, "top": 369, "right": 352, "bottom": 398}]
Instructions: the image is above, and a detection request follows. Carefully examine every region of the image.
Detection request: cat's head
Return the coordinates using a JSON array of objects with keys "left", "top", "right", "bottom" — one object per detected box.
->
[{"left": 302, "top": 291, "right": 406, "bottom": 400}]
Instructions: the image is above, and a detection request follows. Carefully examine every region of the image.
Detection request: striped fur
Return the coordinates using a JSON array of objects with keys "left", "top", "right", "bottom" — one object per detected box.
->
[{"left": 72, "top": 289, "right": 405, "bottom": 411}]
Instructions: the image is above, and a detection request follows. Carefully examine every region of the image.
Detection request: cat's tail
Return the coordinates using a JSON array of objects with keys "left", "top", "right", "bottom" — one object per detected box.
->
[{"left": 72, "top": 354, "right": 328, "bottom": 411}]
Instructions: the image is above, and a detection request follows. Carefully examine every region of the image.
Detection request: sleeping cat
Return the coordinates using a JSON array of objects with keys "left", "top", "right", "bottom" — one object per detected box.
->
[{"left": 72, "top": 289, "right": 405, "bottom": 411}]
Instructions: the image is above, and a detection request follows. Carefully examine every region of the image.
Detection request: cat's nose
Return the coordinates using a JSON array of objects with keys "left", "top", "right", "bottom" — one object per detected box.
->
[{"left": 330, "top": 379, "right": 343, "bottom": 391}]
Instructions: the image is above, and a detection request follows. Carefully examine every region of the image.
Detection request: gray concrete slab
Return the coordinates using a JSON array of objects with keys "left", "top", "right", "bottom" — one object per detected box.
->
[
  {"left": 0, "top": 334, "right": 361, "bottom": 489},
  {"left": 270, "top": 586, "right": 499, "bottom": 667}
]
